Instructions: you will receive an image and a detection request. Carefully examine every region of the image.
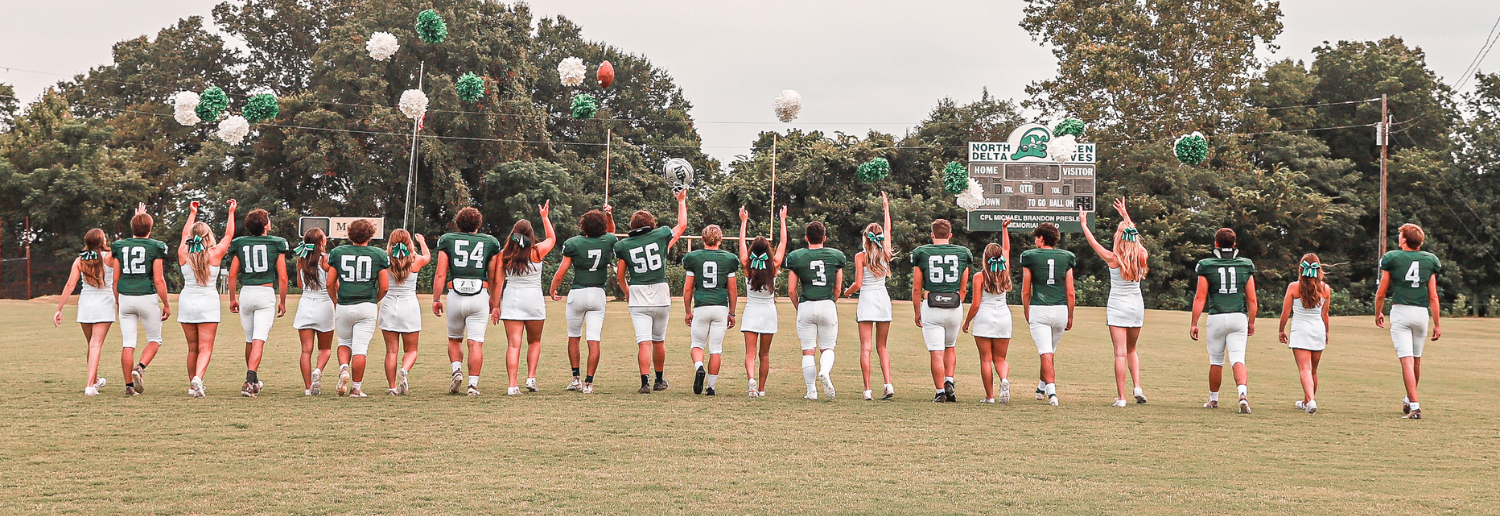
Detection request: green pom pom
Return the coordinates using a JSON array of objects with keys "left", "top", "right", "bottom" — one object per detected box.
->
[
  {"left": 455, "top": 72, "right": 485, "bottom": 102},
  {"left": 571, "top": 93, "right": 598, "bottom": 120},
  {"left": 942, "top": 161, "right": 968, "bottom": 194},
  {"left": 856, "top": 157, "right": 890, "bottom": 183},
  {"left": 415, "top": 9, "right": 448, "bottom": 44},
  {"left": 1054, "top": 117, "right": 1085, "bottom": 137},
  {"left": 242, "top": 94, "right": 279, "bottom": 124},
  {"left": 1174, "top": 132, "right": 1209, "bottom": 165},
  {"left": 195, "top": 86, "right": 228, "bottom": 122}
]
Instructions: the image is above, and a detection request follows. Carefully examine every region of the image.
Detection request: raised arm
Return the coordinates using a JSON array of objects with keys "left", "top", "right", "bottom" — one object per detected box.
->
[
  {"left": 737, "top": 206, "right": 750, "bottom": 268},
  {"left": 773, "top": 206, "right": 788, "bottom": 269},
  {"left": 881, "top": 192, "right": 893, "bottom": 261},
  {"left": 667, "top": 189, "right": 689, "bottom": 248},
  {"left": 535, "top": 201, "right": 557, "bottom": 257},
  {"left": 411, "top": 234, "right": 431, "bottom": 269},
  {"left": 1078, "top": 208, "right": 1118, "bottom": 268},
  {"left": 603, "top": 204, "right": 617, "bottom": 235},
  {"left": 178, "top": 201, "right": 200, "bottom": 263},
  {"left": 212, "top": 200, "right": 237, "bottom": 259}
]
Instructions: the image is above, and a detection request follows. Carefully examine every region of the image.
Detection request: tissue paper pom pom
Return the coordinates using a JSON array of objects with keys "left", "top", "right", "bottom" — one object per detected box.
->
[
  {"left": 557, "top": 57, "right": 586, "bottom": 87},
  {"left": 399, "top": 89, "right": 429, "bottom": 120},
  {"left": 955, "top": 179, "right": 986, "bottom": 211},
  {"left": 1174, "top": 131, "right": 1209, "bottom": 165},
  {"left": 172, "top": 91, "right": 200, "bottom": 126},
  {"left": 773, "top": 90, "right": 801, "bottom": 123},
  {"left": 597, "top": 61, "right": 615, "bottom": 88},
  {"left": 571, "top": 93, "right": 598, "bottom": 120},
  {"left": 174, "top": 109, "right": 201, "bottom": 126},
  {"left": 242, "top": 93, "right": 279, "bottom": 124},
  {"left": 856, "top": 157, "right": 889, "bottom": 183},
  {"left": 195, "top": 86, "right": 228, "bottom": 122},
  {"left": 455, "top": 72, "right": 485, "bottom": 102},
  {"left": 415, "top": 9, "right": 448, "bottom": 44},
  {"left": 216, "top": 115, "right": 250, "bottom": 145},
  {"left": 366, "top": 31, "right": 399, "bottom": 61},
  {"left": 1053, "top": 117, "right": 1085, "bottom": 137},
  {"left": 1047, "top": 134, "right": 1077, "bottom": 162},
  {"left": 942, "top": 161, "right": 969, "bottom": 194}
]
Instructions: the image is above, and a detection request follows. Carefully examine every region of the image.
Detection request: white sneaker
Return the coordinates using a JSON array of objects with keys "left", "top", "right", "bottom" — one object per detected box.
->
[
  {"left": 1306, "top": 400, "right": 1318, "bottom": 414},
  {"left": 1238, "top": 395, "right": 1252, "bottom": 414},
  {"left": 304, "top": 389, "right": 312, "bottom": 396},
  {"left": 757, "top": 391, "right": 767, "bottom": 398},
  {"left": 397, "top": 369, "right": 409, "bottom": 395},
  {"left": 804, "top": 389, "right": 818, "bottom": 400},
  {"left": 566, "top": 377, "right": 582, "bottom": 391},
  {"left": 525, "top": 377, "right": 538, "bottom": 392},
  {"left": 747, "top": 379, "right": 759, "bottom": 398},
  {"left": 863, "top": 390, "right": 874, "bottom": 401},
  {"left": 818, "top": 372, "right": 835, "bottom": 399},
  {"left": 1134, "top": 387, "right": 1148, "bottom": 404},
  {"left": 467, "top": 385, "right": 481, "bottom": 396},
  {"left": 507, "top": 386, "right": 522, "bottom": 396},
  {"left": 882, "top": 383, "right": 895, "bottom": 400},
  {"left": 336, "top": 367, "right": 351, "bottom": 397},
  {"left": 1113, "top": 399, "right": 1127, "bottom": 408},
  {"left": 94, "top": 377, "right": 107, "bottom": 389},
  {"left": 310, "top": 369, "right": 322, "bottom": 395},
  {"left": 387, "top": 388, "right": 398, "bottom": 396},
  {"left": 980, "top": 398, "right": 995, "bottom": 404},
  {"left": 349, "top": 387, "right": 368, "bottom": 398},
  {"left": 581, "top": 383, "right": 594, "bottom": 394},
  {"left": 1048, "top": 394, "right": 1059, "bottom": 406},
  {"left": 1295, "top": 401, "right": 1307, "bottom": 411},
  {"left": 191, "top": 377, "right": 205, "bottom": 398},
  {"left": 998, "top": 379, "right": 1010, "bottom": 404},
  {"left": 84, "top": 386, "right": 99, "bottom": 396},
  {"left": 450, "top": 370, "right": 464, "bottom": 395}
]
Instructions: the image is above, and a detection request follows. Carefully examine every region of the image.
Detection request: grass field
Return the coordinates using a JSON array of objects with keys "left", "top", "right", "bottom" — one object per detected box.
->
[{"left": 2, "top": 297, "right": 1497, "bottom": 514}]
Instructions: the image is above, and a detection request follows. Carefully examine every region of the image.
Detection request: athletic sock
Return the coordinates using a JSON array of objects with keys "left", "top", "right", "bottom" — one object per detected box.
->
[
  {"left": 451, "top": 361, "right": 463, "bottom": 373},
  {"left": 126, "top": 382, "right": 135, "bottom": 388},
  {"left": 1209, "top": 391, "right": 1220, "bottom": 402},
  {"left": 936, "top": 388, "right": 946, "bottom": 395},
  {"left": 801, "top": 355, "right": 817, "bottom": 388},
  {"left": 944, "top": 376, "right": 955, "bottom": 385},
  {"left": 641, "top": 374, "right": 651, "bottom": 387},
  {"left": 571, "top": 367, "right": 580, "bottom": 377},
  {"left": 655, "top": 371, "right": 664, "bottom": 383},
  {"left": 1045, "top": 383, "right": 1056, "bottom": 396},
  {"left": 1237, "top": 385, "right": 1248, "bottom": 397},
  {"left": 246, "top": 370, "right": 258, "bottom": 384},
  {"left": 706, "top": 375, "right": 718, "bottom": 389},
  {"left": 818, "top": 349, "right": 835, "bottom": 376},
  {"left": 1409, "top": 402, "right": 1420, "bottom": 410},
  {"left": 695, "top": 361, "right": 704, "bottom": 370},
  {"left": 1038, "top": 380, "right": 1047, "bottom": 391},
  {"left": 468, "top": 376, "right": 479, "bottom": 387},
  {"left": 1404, "top": 396, "right": 1411, "bottom": 404},
  {"left": 585, "top": 375, "right": 594, "bottom": 383},
  {"left": 352, "top": 381, "right": 361, "bottom": 391},
  {"left": 136, "top": 363, "right": 146, "bottom": 371}
]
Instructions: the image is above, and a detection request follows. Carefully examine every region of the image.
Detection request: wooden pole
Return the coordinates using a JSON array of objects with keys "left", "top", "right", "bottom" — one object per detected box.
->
[
  {"left": 1378, "top": 94, "right": 1389, "bottom": 258},
  {"left": 604, "top": 128, "right": 612, "bottom": 207}
]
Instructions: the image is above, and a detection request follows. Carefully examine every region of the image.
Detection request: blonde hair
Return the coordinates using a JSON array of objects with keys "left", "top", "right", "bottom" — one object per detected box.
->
[
  {"left": 186, "top": 222, "right": 217, "bottom": 286},
  {"left": 981, "top": 243, "right": 1011, "bottom": 294},
  {"left": 1114, "top": 222, "right": 1148, "bottom": 282},
  {"left": 701, "top": 225, "right": 723, "bottom": 247},
  {"left": 862, "top": 223, "right": 892, "bottom": 277},
  {"left": 387, "top": 229, "right": 415, "bottom": 284}
]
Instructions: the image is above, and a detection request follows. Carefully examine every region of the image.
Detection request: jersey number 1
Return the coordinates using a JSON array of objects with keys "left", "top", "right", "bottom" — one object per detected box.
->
[{"left": 1217, "top": 267, "right": 1238, "bottom": 294}]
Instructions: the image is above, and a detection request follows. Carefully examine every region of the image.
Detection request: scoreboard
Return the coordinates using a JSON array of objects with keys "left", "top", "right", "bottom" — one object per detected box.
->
[{"left": 965, "top": 123, "right": 1097, "bottom": 233}]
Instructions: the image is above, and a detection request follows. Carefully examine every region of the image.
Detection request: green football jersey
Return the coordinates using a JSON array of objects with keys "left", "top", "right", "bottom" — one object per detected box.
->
[
  {"left": 437, "top": 232, "right": 501, "bottom": 281},
  {"left": 1020, "top": 248, "right": 1076, "bottom": 306},
  {"left": 1196, "top": 255, "right": 1256, "bottom": 315},
  {"left": 562, "top": 234, "right": 618, "bottom": 288},
  {"left": 109, "top": 238, "right": 169, "bottom": 296},
  {"left": 784, "top": 247, "right": 847, "bottom": 302},
  {"left": 682, "top": 249, "right": 740, "bottom": 307},
  {"left": 230, "top": 235, "right": 290, "bottom": 288},
  {"left": 1380, "top": 250, "right": 1441, "bottom": 307},
  {"left": 328, "top": 244, "right": 390, "bottom": 305},
  {"left": 911, "top": 244, "right": 973, "bottom": 294},
  {"left": 614, "top": 227, "right": 674, "bottom": 286}
]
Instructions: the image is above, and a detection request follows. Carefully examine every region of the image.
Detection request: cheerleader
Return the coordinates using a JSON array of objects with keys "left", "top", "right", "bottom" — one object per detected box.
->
[
  {"left": 842, "top": 192, "right": 896, "bottom": 400},
  {"left": 1079, "top": 199, "right": 1150, "bottom": 407},
  {"left": 379, "top": 230, "right": 430, "bottom": 395},
  {"left": 962, "top": 219, "right": 1013, "bottom": 403},
  {"left": 328, "top": 219, "right": 390, "bottom": 398},
  {"left": 496, "top": 201, "right": 556, "bottom": 396},
  {"left": 177, "top": 200, "right": 237, "bottom": 397},
  {"left": 53, "top": 228, "right": 115, "bottom": 396},
  {"left": 737, "top": 205, "right": 787, "bottom": 398},
  {"left": 1279, "top": 254, "right": 1330, "bottom": 414},
  {"left": 292, "top": 228, "right": 336, "bottom": 396}
]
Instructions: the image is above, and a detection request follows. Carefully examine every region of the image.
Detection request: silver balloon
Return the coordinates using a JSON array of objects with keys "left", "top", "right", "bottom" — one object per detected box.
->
[{"left": 661, "top": 158, "right": 695, "bottom": 190}]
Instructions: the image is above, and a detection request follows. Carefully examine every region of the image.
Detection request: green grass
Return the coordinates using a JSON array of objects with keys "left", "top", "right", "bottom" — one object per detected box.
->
[{"left": 3, "top": 298, "right": 1497, "bottom": 514}]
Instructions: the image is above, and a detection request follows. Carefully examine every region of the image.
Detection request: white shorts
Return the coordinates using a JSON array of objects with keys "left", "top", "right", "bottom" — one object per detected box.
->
[
  {"left": 293, "top": 293, "right": 335, "bottom": 332},
  {"left": 856, "top": 288, "right": 893, "bottom": 322},
  {"left": 795, "top": 299, "right": 839, "bottom": 351},
  {"left": 1206, "top": 312, "right": 1249, "bottom": 366},
  {"left": 566, "top": 287, "right": 607, "bottom": 341},
  {"left": 77, "top": 291, "right": 116, "bottom": 324},
  {"left": 500, "top": 285, "right": 546, "bottom": 321},
  {"left": 1389, "top": 304, "right": 1430, "bottom": 359},
  {"left": 920, "top": 301, "right": 963, "bottom": 351},
  {"left": 336, "top": 302, "right": 378, "bottom": 356},
  {"left": 690, "top": 305, "right": 730, "bottom": 354},
  {"left": 629, "top": 306, "right": 670, "bottom": 343},
  {"left": 445, "top": 290, "right": 491, "bottom": 343},
  {"left": 1028, "top": 305, "right": 1068, "bottom": 355},
  {"left": 239, "top": 285, "right": 277, "bottom": 342},
  {"left": 379, "top": 294, "right": 422, "bottom": 333},
  {"left": 1106, "top": 292, "right": 1145, "bottom": 328},
  {"left": 739, "top": 300, "right": 778, "bottom": 334},
  {"left": 118, "top": 294, "right": 163, "bottom": 348}
]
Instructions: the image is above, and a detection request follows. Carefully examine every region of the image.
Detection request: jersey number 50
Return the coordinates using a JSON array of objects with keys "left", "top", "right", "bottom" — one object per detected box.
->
[{"left": 340, "top": 255, "right": 373, "bottom": 282}]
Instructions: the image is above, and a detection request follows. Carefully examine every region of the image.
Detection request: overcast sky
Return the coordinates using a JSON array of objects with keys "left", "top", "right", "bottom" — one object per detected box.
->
[{"left": 2, "top": 1, "right": 1497, "bottom": 164}]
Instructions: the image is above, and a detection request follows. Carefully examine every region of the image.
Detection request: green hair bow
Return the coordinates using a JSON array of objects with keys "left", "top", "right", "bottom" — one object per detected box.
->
[
  {"left": 1300, "top": 261, "right": 1320, "bottom": 278},
  {"left": 866, "top": 232, "right": 885, "bottom": 248},
  {"left": 987, "top": 256, "right": 1007, "bottom": 272},
  {"left": 391, "top": 242, "right": 410, "bottom": 259},
  {"left": 79, "top": 250, "right": 100, "bottom": 260},
  {"left": 1121, "top": 227, "right": 1139, "bottom": 242},
  {"left": 186, "top": 235, "right": 205, "bottom": 253},
  {"left": 749, "top": 252, "right": 769, "bottom": 270},
  {"left": 294, "top": 243, "right": 315, "bottom": 259}
]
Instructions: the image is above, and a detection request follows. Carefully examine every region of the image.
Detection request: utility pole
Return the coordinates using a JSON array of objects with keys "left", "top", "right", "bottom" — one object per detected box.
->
[
  {"left": 1378, "top": 94, "right": 1389, "bottom": 258},
  {"left": 403, "top": 62, "right": 425, "bottom": 230}
]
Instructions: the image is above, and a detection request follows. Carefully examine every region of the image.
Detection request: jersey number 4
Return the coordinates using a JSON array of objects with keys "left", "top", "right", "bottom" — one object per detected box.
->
[
  {"left": 1405, "top": 261, "right": 1423, "bottom": 288},
  {"left": 452, "top": 241, "right": 486, "bottom": 269}
]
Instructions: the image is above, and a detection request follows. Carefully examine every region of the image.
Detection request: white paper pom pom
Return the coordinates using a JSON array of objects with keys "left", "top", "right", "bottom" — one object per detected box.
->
[
  {"left": 557, "top": 57, "right": 586, "bottom": 87},
  {"left": 174, "top": 108, "right": 201, "bottom": 126},
  {"left": 773, "top": 90, "right": 802, "bottom": 123},
  {"left": 216, "top": 115, "right": 250, "bottom": 145},
  {"left": 399, "top": 89, "right": 429, "bottom": 120},
  {"left": 367, "top": 32, "right": 400, "bottom": 61},
  {"left": 955, "top": 178, "right": 986, "bottom": 211},
  {"left": 170, "top": 91, "right": 201, "bottom": 125},
  {"left": 1048, "top": 134, "right": 1077, "bottom": 162}
]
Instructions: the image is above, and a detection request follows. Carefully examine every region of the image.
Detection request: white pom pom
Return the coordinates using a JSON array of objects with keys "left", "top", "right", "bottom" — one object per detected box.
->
[
  {"left": 773, "top": 90, "right": 802, "bottom": 123},
  {"left": 557, "top": 57, "right": 586, "bottom": 87},
  {"left": 1048, "top": 134, "right": 1077, "bottom": 162},
  {"left": 367, "top": 32, "right": 399, "bottom": 61},
  {"left": 216, "top": 115, "right": 250, "bottom": 145},
  {"left": 955, "top": 179, "right": 986, "bottom": 211},
  {"left": 172, "top": 91, "right": 199, "bottom": 110},
  {"left": 174, "top": 108, "right": 201, "bottom": 126},
  {"left": 399, "top": 89, "right": 429, "bottom": 120}
]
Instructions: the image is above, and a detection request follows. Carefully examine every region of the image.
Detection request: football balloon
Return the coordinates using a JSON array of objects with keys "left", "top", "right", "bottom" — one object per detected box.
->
[{"left": 597, "top": 60, "right": 615, "bottom": 88}]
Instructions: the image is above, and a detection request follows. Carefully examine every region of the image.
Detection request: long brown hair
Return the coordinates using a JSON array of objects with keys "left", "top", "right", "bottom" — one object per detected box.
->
[
  {"left": 502, "top": 219, "right": 536, "bottom": 276},
  {"left": 1298, "top": 252, "right": 1326, "bottom": 309},
  {"left": 980, "top": 243, "right": 1012, "bottom": 295},
  {"left": 387, "top": 228, "right": 416, "bottom": 284},
  {"left": 298, "top": 228, "right": 326, "bottom": 290},
  {"left": 81, "top": 228, "right": 107, "bottom": 288},
  {"left": 1114, "top": 221, "right": 1148, "bottom": 282},
  {"left": 747, "top": 236, "right": 774, "bottom": 292},
  {"left": 862, "top": 222, "right": 892, "bottom": 278},
  {"left": 186, "top": 222, "right": 218, "bottom": 286}
]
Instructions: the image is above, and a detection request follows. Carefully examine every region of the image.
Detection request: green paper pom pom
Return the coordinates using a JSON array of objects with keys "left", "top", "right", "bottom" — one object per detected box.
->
[
  {"left": 1054, "top": 117, "right": 1085, "bottom": 137},
  {"left": 195, "top": 86, "right": 228, "bottom": 122},
  {"left": 571, "top": 93, "right": 598, "bottom": 120},
  {"left": 455, "top": 72, "right": 485, "bottom": 102},
  {"left": 1174, "top": 132, "right": 1209, "bottom": 165},
  {"left": 856, "top": 157, "right": 890, "bottom": 183},
  {"left": 942, "top": 161, "right": 969, "bottom": 194},
  {"left": 416, "top": 9, "right": 448, "bottom": 44},
  {"left": 242, "top": 93, "right": 279, "bottom": 124}
]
